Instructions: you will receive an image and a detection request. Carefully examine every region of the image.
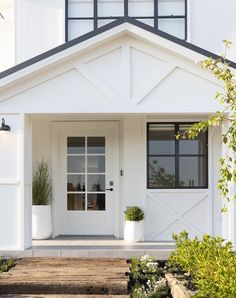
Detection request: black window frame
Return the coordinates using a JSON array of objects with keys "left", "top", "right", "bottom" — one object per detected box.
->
[
  {"left": 147, "top": 122, "right": 208, "bottom": 189},
  {"left": 65, "top": 0, "right": 187, "bottom": 42}
]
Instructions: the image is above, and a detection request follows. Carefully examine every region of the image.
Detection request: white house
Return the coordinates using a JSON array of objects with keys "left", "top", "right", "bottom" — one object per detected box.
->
[{"left": 0, "top": 0, "right": 236, "bottom": 251}]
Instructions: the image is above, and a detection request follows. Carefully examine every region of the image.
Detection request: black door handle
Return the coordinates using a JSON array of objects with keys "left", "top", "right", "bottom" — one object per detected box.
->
[{"left": 106, "top": 188, "right": 113, "bottom": 191}]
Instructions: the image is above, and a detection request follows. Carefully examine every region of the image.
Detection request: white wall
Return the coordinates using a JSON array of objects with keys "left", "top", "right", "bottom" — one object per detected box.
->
[
  {"left": 0, "top": 112, "right": 224, "bottom": 249},
  {"left": 0, "top": 0, "right": 235, "bottom": 72},
  {"left": 15, "top": 0, "right": 65, "bottom": 64},
  {"left": 0, "top": 0, "right": 15, "bottom": 71},
  {"left": 11, "top": 0, "right": 236, "bottom": 65},
  {"left": 190, "top": 0, "right": 236, "bottom": 61},
  {"left": 211, "top": 126, "right": 222, "bottom": 236},
  {"left": 31, "top": 114, "right": 222, "bottom": 241},
  {"left": 0, "top": 28, "right": 229, "bottom": 248},
  {"left": 0, "top": 34, "right": 221, "bottom": 114},
  {"left": 32, "top": 117, "right": 52, "bottom": 175},
  {"left": 0, "top": 113, "right": 32, "bottom": 250},
  {"left": 23, "top": 115, "right": 32, "bottom": 248},
  {"left": 120, "top": 115, "right": 146, "bottom": 235}
]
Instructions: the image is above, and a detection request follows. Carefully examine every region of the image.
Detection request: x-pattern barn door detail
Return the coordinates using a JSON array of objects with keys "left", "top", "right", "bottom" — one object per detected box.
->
[{"left": 146, "top": 191, "right": 211, "bottom": 240}]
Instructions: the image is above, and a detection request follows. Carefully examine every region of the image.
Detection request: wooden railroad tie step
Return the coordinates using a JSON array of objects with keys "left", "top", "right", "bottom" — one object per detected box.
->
[
  {"left": 0, "top": 294, "right": 131, "bottom": 298},
  {"left": 0, "top": 258, "right": 130, "bottom": 296}
]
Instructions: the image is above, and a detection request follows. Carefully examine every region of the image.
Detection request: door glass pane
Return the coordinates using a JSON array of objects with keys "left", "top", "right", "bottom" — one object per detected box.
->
[
  {"left": 67, "top": 137, "right": 85, "bottom": 154},
  {"left": 67, "top": 175, "right": 85, "bottom": 191},
  {"left": 88, "top": 174, "right": 105, "bottom": 192},
  {"left": 179, "top": 157, "right": 207, "bottom": 187},
  {"left": 87, "top": 156, "right": 105, "bottom": 173},
  {"left": 87, "top": 137, "right": 105, "bottom": 154},
  {"left": 148, "top": 124, "right": 175, "bottom": 155},
  {"left": 67, "top": 193, "right": 85, "bottom": 210},
  {"left": 148, "top": 157, "right": 175, "bottom": 188},
  {"left": 67, "top": 156, "right": 85, "bottom": 173},
  {"left": 179, "top": 125, "right": 207, "bottom": 155},
  {"left": 87, "top": 194, "right": 105, "bottom": 211},
  {"left": 67, "top": 136, "right": 106, "bottom": 211}
]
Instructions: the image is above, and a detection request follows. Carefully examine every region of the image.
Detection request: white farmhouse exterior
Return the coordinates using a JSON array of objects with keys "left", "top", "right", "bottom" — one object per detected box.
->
[{"left": 0, "top": 0, "right": 235, "bottom": 251}]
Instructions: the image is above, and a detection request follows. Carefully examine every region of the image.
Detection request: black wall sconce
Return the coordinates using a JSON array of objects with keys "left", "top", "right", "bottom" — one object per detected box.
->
[{"left": 0, "top": 118, "right": 11, "bottom": 132}]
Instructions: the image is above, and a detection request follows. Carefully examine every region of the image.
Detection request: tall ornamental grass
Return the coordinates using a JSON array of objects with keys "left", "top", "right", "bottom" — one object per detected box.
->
[{"left": 32, "top": 160, "right": 52, "bottom": 205}]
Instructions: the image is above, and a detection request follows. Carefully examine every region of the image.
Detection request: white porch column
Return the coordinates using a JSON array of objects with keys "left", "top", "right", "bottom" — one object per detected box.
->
[
  {"left": 221, "top": 121, "right": 236, "bottom": 249},
  {"left": 120, "top": 115, "right": 146, "bottom": 236},
  {"left": 0, "top": 114, "right": 32, "bottom": 251}
]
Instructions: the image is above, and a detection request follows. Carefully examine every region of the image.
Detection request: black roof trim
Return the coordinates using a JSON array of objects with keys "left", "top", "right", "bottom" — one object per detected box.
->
[
  {"left": 129, "top": 18, "right": 236, "bottom": 69},
  {"left": 0, "top": 17, "right": 235, "bottom": 80}
]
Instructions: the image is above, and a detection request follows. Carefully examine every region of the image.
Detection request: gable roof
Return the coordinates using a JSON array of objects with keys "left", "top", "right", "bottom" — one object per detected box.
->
[{"left": 0, "top": 17, "right": 235, "bottom": 82}]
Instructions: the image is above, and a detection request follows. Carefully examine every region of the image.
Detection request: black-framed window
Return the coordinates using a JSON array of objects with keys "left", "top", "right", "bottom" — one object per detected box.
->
[
  {"left": 147, "top": 123, "right": 208, "bottom": 189},
  {"left": 65, "top": 0, "right": 187, "bottom": 42}
]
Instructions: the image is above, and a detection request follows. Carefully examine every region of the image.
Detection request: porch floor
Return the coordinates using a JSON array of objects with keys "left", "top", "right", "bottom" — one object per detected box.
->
[{"left": 0, "top": 236, "right": 175, "bottom": 259}]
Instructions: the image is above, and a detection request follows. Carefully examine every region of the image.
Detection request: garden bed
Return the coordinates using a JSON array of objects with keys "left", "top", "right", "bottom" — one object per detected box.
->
[
  {"left": 129, "top": 256, "right": 192, "bottom": 298},
  {"left": 129, "top": 256, "right": 171, "bottom": 297},
  {"left": 129, "top": 231, "right": 236, "bottom": 298},
  {"left": 0, "top": 257, "right": 15, "bottom": 273},
  {"left": 165, "top": 273, "right": 191, "bottom": 298}
]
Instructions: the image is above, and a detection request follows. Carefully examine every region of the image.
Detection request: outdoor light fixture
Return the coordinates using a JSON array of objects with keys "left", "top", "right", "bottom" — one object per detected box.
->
[{"left": 0, "top": 118, "right": 11, "bottom": 132}]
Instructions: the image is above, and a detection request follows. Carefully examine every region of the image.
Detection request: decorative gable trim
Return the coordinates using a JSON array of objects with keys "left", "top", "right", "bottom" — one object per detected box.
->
[{"left": 0, "top": 17, "right": 235, "bottom": 83}]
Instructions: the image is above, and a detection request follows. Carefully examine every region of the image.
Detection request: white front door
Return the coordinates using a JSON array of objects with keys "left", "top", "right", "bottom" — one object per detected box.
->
[{"left": 54, "top": 122, "right": 119, "bottom": 236}]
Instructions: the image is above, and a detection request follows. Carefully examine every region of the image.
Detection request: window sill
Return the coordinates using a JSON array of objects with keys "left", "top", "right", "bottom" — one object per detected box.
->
[{"left": 147, "top": 188, "right": 209, "bottom": 193}]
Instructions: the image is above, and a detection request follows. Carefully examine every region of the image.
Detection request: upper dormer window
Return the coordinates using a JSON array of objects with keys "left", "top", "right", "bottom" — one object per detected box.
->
[{"left": 65, "top": 0, "right": 187, "bottom": 41}]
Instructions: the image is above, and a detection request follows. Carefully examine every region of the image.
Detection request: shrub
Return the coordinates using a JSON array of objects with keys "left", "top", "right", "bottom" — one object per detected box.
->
[
  {"left": 0, "top": 257, "right": 15, "bottom": 273},
  {"left": 33, "top": 160, "right": 52, "bottom": 205},
  {"left": 124, "top": 206, "right": 144, "bottom": 221},
  {"left": 167, "top": 231, "right": 236, "bottom": 298},
  {"left": 130, "top": 255, "right": 169, "bottom": 298}
]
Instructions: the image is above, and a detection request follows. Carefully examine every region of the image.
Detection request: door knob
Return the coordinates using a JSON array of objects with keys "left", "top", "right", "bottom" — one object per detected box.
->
[{"left": 106, "top": 188, "right": 113, "bottom": 191}]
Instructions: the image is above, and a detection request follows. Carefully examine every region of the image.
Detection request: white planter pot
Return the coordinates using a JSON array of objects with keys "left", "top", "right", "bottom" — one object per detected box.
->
[
  {"left": 32, "top": 205, "right": 52, "bottom": 240},
  {"left": 124, "top": 220, "right": 144, "bottom": 243}
]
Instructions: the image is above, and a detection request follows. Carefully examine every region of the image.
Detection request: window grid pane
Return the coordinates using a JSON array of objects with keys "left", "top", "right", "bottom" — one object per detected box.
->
[
  {"left": 66, "top": 0, "right": 187, "bottom": 41},
  {"left": 148, "top": 156, "right": 176, "bottom": 188},
  {"left": 147, "top": 123, "right": 208, "bottom": 189},
  {"left": 179, "top": 156, "right": 207, "bottom": 188},
  {"left": 67, "top": 136, "right": 106, "bottom": 211}
]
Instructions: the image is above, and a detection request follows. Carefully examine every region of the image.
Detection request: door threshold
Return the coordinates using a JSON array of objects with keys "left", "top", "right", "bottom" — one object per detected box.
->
[{"left": 55, "top": 235, "right": 117, "bottom": 240}]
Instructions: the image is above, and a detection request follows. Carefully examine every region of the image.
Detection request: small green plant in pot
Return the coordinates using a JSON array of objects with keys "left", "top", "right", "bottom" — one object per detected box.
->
[
  {"left": 32, "top": 160, "right": 52, "bottom": 240},
  {"left": 124, "top": 206, "right": 144, "bottom": 243}
]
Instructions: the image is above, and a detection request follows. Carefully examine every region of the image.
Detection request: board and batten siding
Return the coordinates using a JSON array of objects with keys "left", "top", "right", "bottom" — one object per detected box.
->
[{"left": 0, "top": 29, "right": 228, "bottom": 249}]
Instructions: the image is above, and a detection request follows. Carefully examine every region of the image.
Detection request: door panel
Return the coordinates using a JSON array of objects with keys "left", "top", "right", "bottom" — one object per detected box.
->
[{"left": 54, "top": 122, "right": 119, "bottom": 236}]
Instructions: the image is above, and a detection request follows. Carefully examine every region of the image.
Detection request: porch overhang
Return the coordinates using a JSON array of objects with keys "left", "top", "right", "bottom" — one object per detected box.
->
[{"left": 0, "top": 20, "right": 228, "bottom": 115}]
